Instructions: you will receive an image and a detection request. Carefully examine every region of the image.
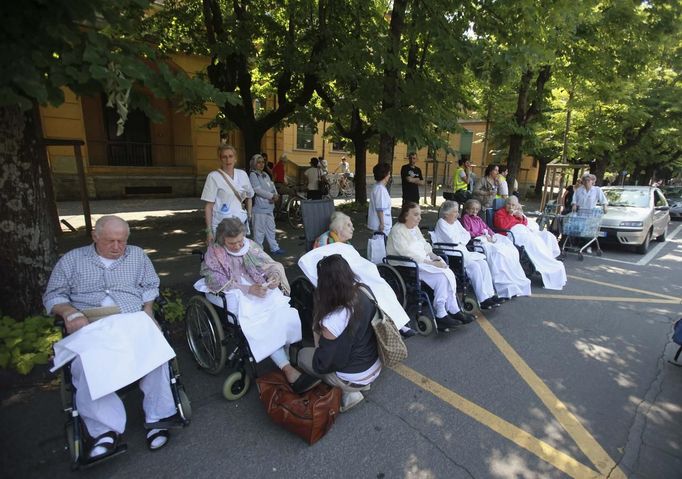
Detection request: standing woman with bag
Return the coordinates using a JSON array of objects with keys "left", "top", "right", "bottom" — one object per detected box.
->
[
  {"left": 297, "top": 254, "right": 382, "bottom": 413},
  {"left": 202, "top": 144, "right": 254, "bottom": 243}
]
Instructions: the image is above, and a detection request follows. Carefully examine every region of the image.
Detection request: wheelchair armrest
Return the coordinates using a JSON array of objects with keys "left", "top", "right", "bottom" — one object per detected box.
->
[
  {"left": 191, "top": 249, "right": 205, "bottom": 261},
  {"left": 383, "top": 254, "right": 418, "bottom": 267},
  {"left": 432, "top": 243, "right": 464, "bottom": 259}
]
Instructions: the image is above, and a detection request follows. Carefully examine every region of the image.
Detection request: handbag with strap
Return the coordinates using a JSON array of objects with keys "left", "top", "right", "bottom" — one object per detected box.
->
[
  {"left": 359, "top": 286, "right": 408, "bottom": 368},
  {"left": 256, "top": 371, "right": 341, "bottom": 445}
]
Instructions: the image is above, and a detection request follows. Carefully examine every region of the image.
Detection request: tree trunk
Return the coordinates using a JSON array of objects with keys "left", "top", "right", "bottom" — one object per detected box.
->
[
  {"left": 378, "top": 0, "right": 408, "bottom": 167},
  {"left": 593, "top": 154, "right": 609, "bottom": 185},
  {"left": 534, "top": 157, "right": 552, "bottom": 199},
  {"left": 240, "top": 126, "right": 264, "bottom": 170},
  {"left": 507, "top": 133, "right": 524, "bottom": 190},
  {"left": 0, "top": 105, "right": 58, "bottom": 319},
  {"left": 352, "top": 136, "right": 368, "bottom": 204}
]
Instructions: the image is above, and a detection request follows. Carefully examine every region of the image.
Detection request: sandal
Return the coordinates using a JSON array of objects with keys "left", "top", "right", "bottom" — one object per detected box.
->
[
  {"left": 146, "top": 429, "right": 170, "bottom": 451},
  {"left": 88, "top": 431, "right": 119, "bottom": 460}
]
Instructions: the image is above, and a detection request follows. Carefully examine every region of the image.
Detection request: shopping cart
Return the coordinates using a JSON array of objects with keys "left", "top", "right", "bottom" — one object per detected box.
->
[
  {"left": 559, "top": 208, "right": 604, "bottom": 260},
  {"left": 537, "top": 201, "right": 563, "bottom": 235}
]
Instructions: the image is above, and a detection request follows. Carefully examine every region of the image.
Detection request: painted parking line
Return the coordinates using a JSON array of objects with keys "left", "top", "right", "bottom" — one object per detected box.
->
[
  {"left": 393, "top": 312, "right": 626, "bottom": 478},
  {"left": 393, "top": 364, "right": 604, "bottom": 479},
  {"left": 532, "top": 294, "right": 681, "bottom": 304},
  {"left": 567, "top": 275, "right": 681, "bottom": 302},
  {"left": 476, "top": 314, "right": 626, "bottom": 478},
  {"left": 637, "top": 223, "right": 682, "bottom": 266}
]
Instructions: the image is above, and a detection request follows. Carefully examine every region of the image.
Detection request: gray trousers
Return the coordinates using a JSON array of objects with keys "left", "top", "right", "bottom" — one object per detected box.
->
[{"left": 253, "top": 212, "right": 280, "bottom": 251}]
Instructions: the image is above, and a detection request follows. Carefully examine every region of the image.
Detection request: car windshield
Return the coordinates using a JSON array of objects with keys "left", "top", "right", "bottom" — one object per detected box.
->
[{"left": 604, "top": 189, "right": 650, "bottom": 208}]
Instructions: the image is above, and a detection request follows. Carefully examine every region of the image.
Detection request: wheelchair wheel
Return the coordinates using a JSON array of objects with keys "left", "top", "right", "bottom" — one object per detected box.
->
[
  {"left": 178, "top": 388, "right": 192, "bottom": 421},
  {"left": 222, "top": 370, "right": 251, "bottom": 401},
  {"left": 288, "top": 197, "right": 303, "bottom": 229},
  {"left": 462, "top": 295, "right": 478, "bottom": 313},
  {"left": 185, "top": 296, "right": 227, "bottom": 375},
  {"left": 377, "top": 263, "right": 407, "bottom": 309},
  {"left": 416, "top": 315, "right": 434, "bottom": 336}
]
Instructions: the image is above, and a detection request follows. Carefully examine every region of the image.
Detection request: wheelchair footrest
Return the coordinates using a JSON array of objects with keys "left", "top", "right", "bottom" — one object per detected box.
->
[
  {"left": 81, "top": 443, "right": 128, "bottom": 469},
  {"left": 144, "top": 414, "right": 186, "bottom": 430}
]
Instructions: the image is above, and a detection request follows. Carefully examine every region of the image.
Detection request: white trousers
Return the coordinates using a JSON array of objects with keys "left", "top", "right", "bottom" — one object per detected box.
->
[
  {"left": 418, "top": 267, "right": 460, "bottom": 317},
  {"left": 70, "top": 357, "right": 176, "bottom": 437},
  {"left": 253, "top": 212, "right": 280, "bottom": 252},
  {"left": 465, "top": 259, "right": 496, "bottom": 302},
  {"left": 477, "top": 235, "right": 532, "bottom": 298}
]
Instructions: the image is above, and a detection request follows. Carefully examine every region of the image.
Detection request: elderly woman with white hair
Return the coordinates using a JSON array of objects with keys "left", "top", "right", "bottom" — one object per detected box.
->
[
  {"left": 249, "top": 154, "right": 285, "bottom": 255},
  {"left": 433, "top": 201, "right": 503, "bottom": 310},
  {"left": 313, "top": 211, "right": 355, "bottom": 248},
  {"left": 460, "top": 199, "right": 532, "bottom": 299},
  {"left": 494, "top": 196, "right": 566, "bottom": 290},
  {"left": 200, "top": 217, "right": 318, "bottom": 393}
]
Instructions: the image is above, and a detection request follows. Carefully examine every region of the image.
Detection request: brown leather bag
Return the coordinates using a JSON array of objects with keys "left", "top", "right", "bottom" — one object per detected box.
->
[{"left": 256, "top": 371, "right": 341, "bottom": 445}]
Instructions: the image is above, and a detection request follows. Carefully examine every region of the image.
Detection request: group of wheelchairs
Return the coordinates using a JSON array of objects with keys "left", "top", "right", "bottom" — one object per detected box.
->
[
  {"left": 56, "top": 297, "right": 192, "bottom": 469},
  {"left": 180, "top": 197, "right": 542, "bottom": 407}
]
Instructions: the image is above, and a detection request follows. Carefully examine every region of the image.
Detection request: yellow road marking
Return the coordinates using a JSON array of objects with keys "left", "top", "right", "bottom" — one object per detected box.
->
[
  {"left": 476, "top": 314, "right": 626, "bottom": 478},
  {"left": 393, "top": 363, "right": 603, "bottom": 479},
  {"left": 567, "top": 274, "right": 680, "bottom": 301},
  {"left": 532, "top": 294, "right": 680, "bottom": 304}
]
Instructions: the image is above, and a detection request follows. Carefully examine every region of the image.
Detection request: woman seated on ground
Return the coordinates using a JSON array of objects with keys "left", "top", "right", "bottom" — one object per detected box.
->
[
  {"left": 433, "top": 201, "right": 504, "bottom": 310},
  {"left": 460, "top": 199, "right": 531, "bottom": 299},
  {"left": 200, "top": 217, "right": 319, "bottom": 394},
  {"left": 386, "top": 202, "right": 476, "bottom": 331},
  {"left": 313, "top": 212, "right": 355, "bottom": 248},
  {"left": 297, "top": 254, "right": 381, "bottom": 412},
  {"left": 493, "top": 196, "right": 566, "bottom": 290}
]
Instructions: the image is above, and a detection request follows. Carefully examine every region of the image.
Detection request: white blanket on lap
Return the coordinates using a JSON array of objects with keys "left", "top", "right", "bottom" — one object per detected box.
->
[
  {"left": 194, "top": 278, "right": 302, "bottom": 363},
  {"left": 51, "top": 312, "right": 175, "bottom": 400},
  {"left": 298, "top": 243, "right": 410, "bottom": 329}
]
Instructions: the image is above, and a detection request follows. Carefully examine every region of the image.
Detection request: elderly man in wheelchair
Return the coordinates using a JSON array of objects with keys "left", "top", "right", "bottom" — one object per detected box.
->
[
  {"left": 194, "top": 217, "right": 320, "bottom": 395},
  {"left": 44, "top": 216, "right": 189, "bottom": 467}
]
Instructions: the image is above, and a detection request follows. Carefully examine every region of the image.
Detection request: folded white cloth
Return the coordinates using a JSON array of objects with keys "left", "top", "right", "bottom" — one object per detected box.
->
[
  {"left": 51, "top": 312, "right": 175, "bottom": 400},
  {"left": 298, "top": 243, "right": 410, "bottom": 329}
]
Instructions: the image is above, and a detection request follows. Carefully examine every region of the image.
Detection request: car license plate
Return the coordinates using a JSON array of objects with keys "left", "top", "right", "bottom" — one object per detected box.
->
[{"left": 598, "top": 231, "right": 607, "bottom": 238}]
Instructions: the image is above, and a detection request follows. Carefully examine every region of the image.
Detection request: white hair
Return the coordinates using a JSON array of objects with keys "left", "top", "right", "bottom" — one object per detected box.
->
[
  {"left": 94, "top": 215, "right": 129, "bottom": 237},
  {"left": 439, "top": 201, "right": 459, "bottom": 218},
  {"left": 329, "top": 211, "right": 351, "bottom": 233}
]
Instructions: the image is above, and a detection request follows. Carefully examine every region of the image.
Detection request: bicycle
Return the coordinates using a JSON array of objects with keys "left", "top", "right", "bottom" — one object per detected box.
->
[
  {"left": 274, "top": 183, "right": 306, "bottom": 229},
  {"left": 325, "top": 173, "right": 354, "bottom": 199}
]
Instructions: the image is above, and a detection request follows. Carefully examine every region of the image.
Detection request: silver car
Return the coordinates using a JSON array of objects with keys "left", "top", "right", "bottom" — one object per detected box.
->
[
  {"left": 599, "top": 186, "right": 671, "bottom": 254},
  {"left": 661, "top": 186, "right": 682, "bottom": 220}
]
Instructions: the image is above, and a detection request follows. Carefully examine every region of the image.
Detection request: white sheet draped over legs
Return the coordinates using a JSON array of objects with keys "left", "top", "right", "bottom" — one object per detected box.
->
[
  {"left": 463, "top": 259, "right": 496, "bottom": 302},
  {"left": 298, "top": 243, "right": 410, "bottom": 329},
  {"left": 509, "top": 225, "right": 566, "bottom": 290},
  {"left": 417, "top": 263, "right": 460, "bottom": 317},
  {"left": 476, "top": 235, "right": 531, "bottom": 298},
  {"left": 194, "top": 279, "right": 301, "bottom": 363}
]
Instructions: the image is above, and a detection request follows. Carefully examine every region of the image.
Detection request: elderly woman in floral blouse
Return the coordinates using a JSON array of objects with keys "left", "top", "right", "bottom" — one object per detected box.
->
[{"left": 200, "top": 217, "right": 319, "bottom": 394}]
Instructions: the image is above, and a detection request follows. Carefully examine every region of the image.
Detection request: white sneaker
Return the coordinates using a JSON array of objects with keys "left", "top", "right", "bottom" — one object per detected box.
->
[
  {"left": 340, "top": 391, "right": 364, "bottom": 412},
  {"left": 586, "top": 247, "right": 593, "bottom": 254}
]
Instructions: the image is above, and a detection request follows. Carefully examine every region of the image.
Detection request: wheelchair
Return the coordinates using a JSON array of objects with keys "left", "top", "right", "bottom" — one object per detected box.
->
[
  {"left": 57, "top": 296, "right": 191, "bottom": 470},
  {"left": 184, "top": 283, "right": 257, "bottom": 402},
  {"left": 485, "top": 199, "right": 538, "bottom": 280},
  {"left": 376, "top": 253, "right": 446, "bottom": 336},
  {"left": 431, "top": 242, "right": 480, "bottom": 313}
]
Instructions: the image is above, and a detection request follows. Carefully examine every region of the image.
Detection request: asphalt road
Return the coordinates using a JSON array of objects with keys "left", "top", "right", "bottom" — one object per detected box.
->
[{"left": 1, "top": 202, "right": 681, "bottom": 479}]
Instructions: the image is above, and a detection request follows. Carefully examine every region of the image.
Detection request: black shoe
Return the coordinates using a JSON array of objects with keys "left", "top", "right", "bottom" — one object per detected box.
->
[
  {"left": 492, "top": 296, "right": 505, "bottom": 305},
  {"left": 450, "top": 311, "right": 475, "bottom": 324},
  {"left": 497, "top": 297, "right": 510, "bottom": 302},
  {"left": 435, "top": 315, "right": 458, "bottom": 331},
  {"left": 292, "top": 373, "right": 321, "bottom": 394},
  {"left": 480, "top": 298, "right": 495, "bottom": 310},
  {"left": 400, "top": 328, "right": 417, "bottom": 338}
]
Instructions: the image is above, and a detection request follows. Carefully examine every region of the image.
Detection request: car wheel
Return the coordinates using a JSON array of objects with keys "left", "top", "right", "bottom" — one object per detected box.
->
[
  {"left": 656, "top": 227, "right": 667, "bottom": 242},
  {"left": 636, "top": 229, "right": 652, "bottom": 254}
]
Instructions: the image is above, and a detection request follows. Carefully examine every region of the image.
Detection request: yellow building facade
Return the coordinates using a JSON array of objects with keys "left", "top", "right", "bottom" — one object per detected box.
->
[{"left": 41, "top": 54, "right": 539, "bottom": 200}]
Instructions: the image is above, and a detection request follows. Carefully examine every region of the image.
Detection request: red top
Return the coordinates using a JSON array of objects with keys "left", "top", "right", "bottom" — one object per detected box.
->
[
  {"left": 272, "top": 161, "right": 286, "bottom": 183},
  {"left": 493, "top": 207, "right": 527, "bottom": 235}
]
